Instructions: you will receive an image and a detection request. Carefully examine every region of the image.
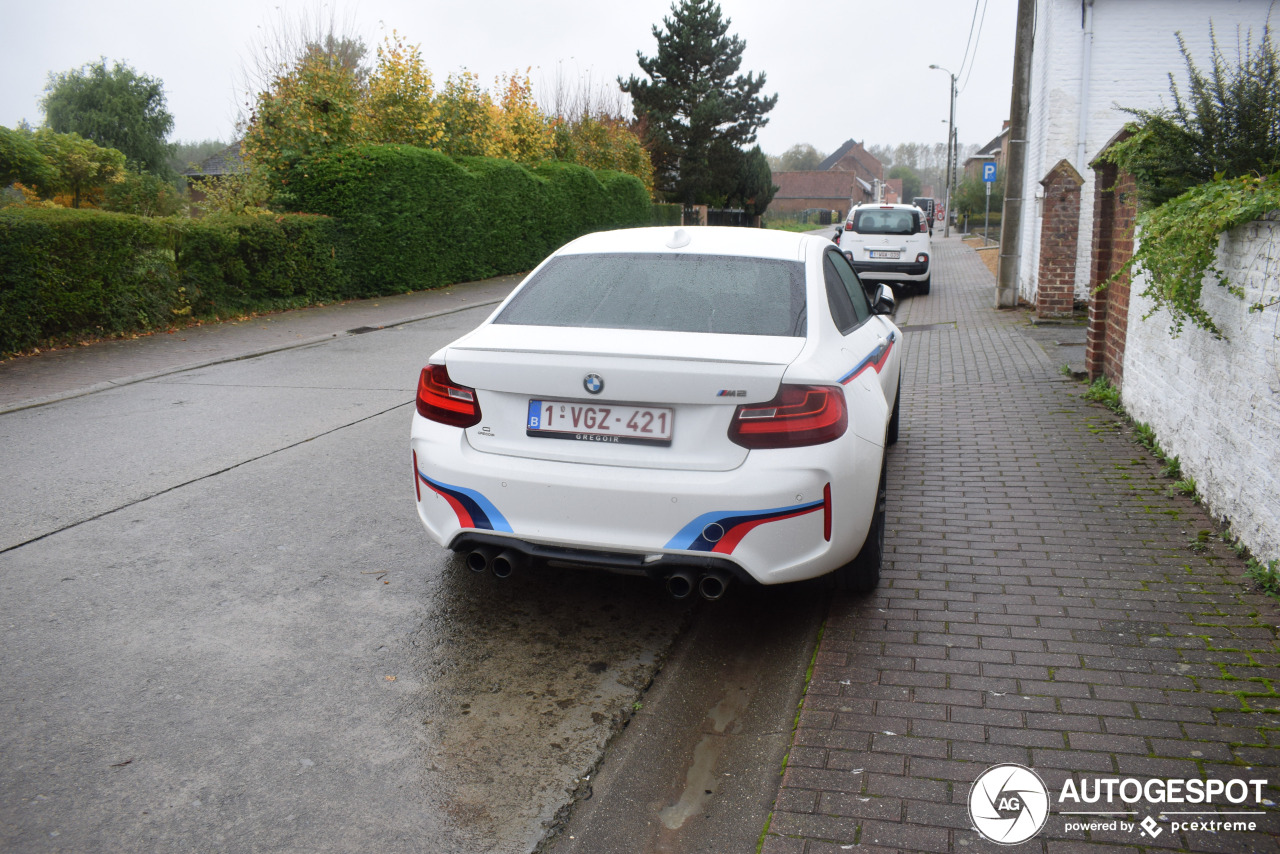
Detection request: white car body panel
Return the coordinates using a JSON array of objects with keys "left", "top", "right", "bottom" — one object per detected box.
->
[{"left": 410, "top": 227, "right": 903, "bottom": 586}]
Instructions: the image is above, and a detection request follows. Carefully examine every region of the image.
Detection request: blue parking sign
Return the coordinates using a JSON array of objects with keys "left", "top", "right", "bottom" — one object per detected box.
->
[{"left": 982, "top": 162, "right": 997, "bottom": 183}]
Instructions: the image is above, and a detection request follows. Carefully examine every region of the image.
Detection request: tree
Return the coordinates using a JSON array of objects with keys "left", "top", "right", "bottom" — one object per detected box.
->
[
  {"left": 42, "top": 59, "right": 175, "bottom": 176},
  {"left": 542, "top": 66, "right": 655, "bottom": 194},
  {"left": 102, "top": 170, "right": 182, "bottom": 217},
  {"left": 358, "top": 32, "right": 443, "bottom": 148},
  {"left": 242, "top": 49, "right": 363, "bottom": 201},
  {"left": 773, "top": 143, "right": 825, "bottom": 172},
  {"left": 620, "top": 0, "right": 777, "bottom": 203},
  {"left": 888, "top": 165, "right": 921, "bottom": 201},
  {"left": 953, "top": 172, "right": 1004, "bottom": 218},
  {"left": 490, "top": 71, "right": 553, "bottom": 164},
  {"left": 30, "top": 129, "right": 127, "bottom": 208},
  {"left": 732, "top": 145, "right": 776, "bottom": 216},
  {"left": 0, "top": 125, "right": 57, "bottom": 188}
]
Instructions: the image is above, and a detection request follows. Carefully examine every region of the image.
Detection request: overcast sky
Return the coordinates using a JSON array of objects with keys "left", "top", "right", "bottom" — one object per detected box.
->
[{"left": 2, "top": 0, "right": 1018, "bottom": 157}]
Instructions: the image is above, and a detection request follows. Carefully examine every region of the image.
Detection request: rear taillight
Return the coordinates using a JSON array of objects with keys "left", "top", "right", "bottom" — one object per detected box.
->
[
  {"left": 916, "top": 253, "right": 929, "bottom": 264},
  {"left": 728, "top": 384, "right": 848, "bottom": 449},
  {"left": 416, "top": 364, "right": 481, "bottom": 427},
  {"left": 844, "top": 221, "right": 854, "bottom": 231}
]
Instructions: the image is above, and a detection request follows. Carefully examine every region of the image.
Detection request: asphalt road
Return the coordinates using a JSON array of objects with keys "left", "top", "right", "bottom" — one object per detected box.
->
[{"left": 0, "top": 298, "right": 827, "bottom": 853}]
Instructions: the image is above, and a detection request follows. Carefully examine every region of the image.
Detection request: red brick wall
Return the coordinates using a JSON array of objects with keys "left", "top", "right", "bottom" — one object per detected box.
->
[
  {"left": 1036, "top": 162, "right": 1083, "bottom": 319},
  {"left": 1085, "top": 161, "right": 1137, "bottom": 386}
]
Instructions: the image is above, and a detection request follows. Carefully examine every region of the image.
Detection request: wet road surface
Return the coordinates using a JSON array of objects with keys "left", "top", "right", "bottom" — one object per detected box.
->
[{"left": 1, "top": 304, "right": 818, "bottom": 852}]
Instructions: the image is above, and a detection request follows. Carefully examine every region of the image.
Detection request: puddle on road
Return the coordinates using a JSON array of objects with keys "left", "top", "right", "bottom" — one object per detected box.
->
[
  {"left": 657, "top": 676, "right": 751, "bottom": 832},
  {"left": 405, "top": 559, "right": 693, "bottom": 853}
]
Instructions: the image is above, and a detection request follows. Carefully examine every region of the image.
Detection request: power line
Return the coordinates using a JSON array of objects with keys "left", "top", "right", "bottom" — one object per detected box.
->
[
  {"left": 960, "top": 0, "right": 991, "bottom": 93},
  {"left": 956, "top": 0, "right": 982, "bottom": 84},
  {"left": 962, "top": 0, "right": 991, "bottom": 91}
]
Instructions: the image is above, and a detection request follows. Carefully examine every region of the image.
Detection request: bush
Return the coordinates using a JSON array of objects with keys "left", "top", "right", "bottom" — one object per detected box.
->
[
  {"left": 1107, "top": 24, "right": 1280, "bottom": 209},
  {"left": 652, "top": 203, "right": 683, "bottom": 225},
  {"left": 174, "top": 213, "right": 350, "bottom": 314},
  {"left": 0, "top": 206, "right": 350, "bottom": 354},
  {"left": 287, "top": 144, "right": 650, "bottom": 294},
  {"left": 0, "top": 206, "right": 179, "bottom": 353},
  {"left": 1, "top": 148, "right": 651, "bottom": 354}
]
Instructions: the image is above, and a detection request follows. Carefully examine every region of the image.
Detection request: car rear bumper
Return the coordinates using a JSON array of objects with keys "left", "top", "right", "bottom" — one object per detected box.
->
[
  {"left": 410, "top": 417, "right": 881, "bottom": 585},
  {"left": 850, "top": 259, "right": 930, "bottom": 281}
]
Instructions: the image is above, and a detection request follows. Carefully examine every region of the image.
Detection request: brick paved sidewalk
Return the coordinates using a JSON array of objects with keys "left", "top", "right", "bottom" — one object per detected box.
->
[{"left": 763, "top": 236, "right": 1280, "bottom": 853}]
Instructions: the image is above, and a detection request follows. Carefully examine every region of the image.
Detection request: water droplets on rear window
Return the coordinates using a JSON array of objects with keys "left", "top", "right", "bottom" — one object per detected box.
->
[{"left": 494, "top": 253, "right": 807, "bottom": 337}]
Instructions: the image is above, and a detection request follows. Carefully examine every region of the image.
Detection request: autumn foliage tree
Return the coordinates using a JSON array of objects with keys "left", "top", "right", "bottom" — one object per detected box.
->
[
  {"left": 242, "top": 31, "right": 652, "bottom": 203},
  {"left": 358, "top": 34, "right": 442, "bottom": 148},
  {"left": 242, "top": 49, "right": 363, "bottom": 202},
  {"left": 6, "top": 127, "right": 127, "bottom": 208}
]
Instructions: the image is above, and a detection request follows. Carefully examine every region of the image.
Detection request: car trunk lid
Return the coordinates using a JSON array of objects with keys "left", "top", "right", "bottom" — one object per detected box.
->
[{"left": 444, "top": 325, "right": 805, "bottom": 471}]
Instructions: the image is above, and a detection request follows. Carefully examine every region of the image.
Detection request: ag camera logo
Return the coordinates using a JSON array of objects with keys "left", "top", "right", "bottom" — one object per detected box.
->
[{"left": 969, "top": 763, "right": 1050, "bottom": 845}]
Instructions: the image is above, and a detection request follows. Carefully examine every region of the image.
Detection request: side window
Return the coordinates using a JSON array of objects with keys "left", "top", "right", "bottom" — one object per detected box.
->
[
  {"left": 828, "top": 250, "right": 872, "bottom": 325},
  {"left": 823, "top": 252, "right": 859, "bottom": 334}
]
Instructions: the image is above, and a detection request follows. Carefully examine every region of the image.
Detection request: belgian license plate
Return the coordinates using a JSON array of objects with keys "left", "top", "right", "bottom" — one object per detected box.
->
[
  {"left": 527, "top": 400, "right": 673, "bottom": 445},
  {"left": 869, "top": 250, "right": 901, "bottom": 259}
]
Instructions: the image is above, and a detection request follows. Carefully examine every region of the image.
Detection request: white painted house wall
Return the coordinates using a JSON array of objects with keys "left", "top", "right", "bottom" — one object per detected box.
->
[
  {"left": 1016, "top": 0, "right": 1274, "bottom": 305},
  {"left": 1122, "top": 214, "right": 1280, "bottom": 564}
]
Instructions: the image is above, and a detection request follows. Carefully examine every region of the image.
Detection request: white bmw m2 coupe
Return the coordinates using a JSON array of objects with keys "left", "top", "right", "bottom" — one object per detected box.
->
[{"left": 411, "top": 226, "right": 902, "bottom": 599}]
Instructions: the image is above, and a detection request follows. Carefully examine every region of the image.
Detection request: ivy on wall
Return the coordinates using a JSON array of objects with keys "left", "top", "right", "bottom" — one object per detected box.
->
[
  {"left": 1122, "top": 172, "right": 1280, "bottom": 337},
  {"left": 1104, "top": 23, "right": 1280, "bottom": 337}
]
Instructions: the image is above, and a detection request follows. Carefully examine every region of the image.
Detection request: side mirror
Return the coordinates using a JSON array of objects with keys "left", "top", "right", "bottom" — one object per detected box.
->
[{"left": 872, "top": 283, "right": 895, "bottom": 315}]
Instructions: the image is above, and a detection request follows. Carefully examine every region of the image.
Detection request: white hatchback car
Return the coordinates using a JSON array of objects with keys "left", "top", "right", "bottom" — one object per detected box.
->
[
  {"left": 411, "top": 226, "right": 903, "bottom": 598},
  {"left": 840, "top": 203, "right": 932, "bottom": 294}
]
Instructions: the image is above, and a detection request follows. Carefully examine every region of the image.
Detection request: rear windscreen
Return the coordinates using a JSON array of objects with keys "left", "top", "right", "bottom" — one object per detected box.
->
[
  {"left": 852, "top": 209, "right": 918, "bottom": 235},
  {"left": 493, "top": 253, "right": 807, "bottom": 337}
]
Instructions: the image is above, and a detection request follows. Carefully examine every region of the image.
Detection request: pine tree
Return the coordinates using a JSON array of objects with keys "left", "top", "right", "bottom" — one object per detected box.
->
[{"left": 620, "top": 0, "right": 777, "bottom": 204}]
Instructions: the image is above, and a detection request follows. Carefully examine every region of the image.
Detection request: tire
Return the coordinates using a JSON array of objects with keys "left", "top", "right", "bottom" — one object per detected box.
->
[
  {"left": 886, "top": 378, "right": 901, "bottom": 446},
  {"left": 829, "top": 454, "right": 887, "bottom": 594},
  {"left": 917, "top": 275, "right": 931, "bottom": 295}
]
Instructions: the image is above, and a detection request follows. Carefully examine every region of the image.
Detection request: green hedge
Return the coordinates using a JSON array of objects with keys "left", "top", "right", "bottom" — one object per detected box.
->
[
  {"left": 0, "top": 206, "right": 179, "bottom": 353},
  {"left": 1, "top": 148, "right": 650, "bottom": 353},
  {"left": 652, "top": 203, "right": 683, "bottom": 226},
  {"left": 287, "top": 145, "right": 650, "bottom": 294},
  {"left": 174, "top": 214, "right": 350, "bottom": 314},
  {"left": 0, "top": 207, "right": 348, "bottom": 353}
]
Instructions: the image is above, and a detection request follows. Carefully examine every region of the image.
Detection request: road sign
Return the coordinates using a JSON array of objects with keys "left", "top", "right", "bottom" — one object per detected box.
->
[{"left": 982, "top": 162, "right": 997, "bottom": 183}]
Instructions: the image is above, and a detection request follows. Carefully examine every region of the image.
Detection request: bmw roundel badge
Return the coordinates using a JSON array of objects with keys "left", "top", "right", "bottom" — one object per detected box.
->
[{"left": 583, "top": 373, "right": 604, "bottom": 395}]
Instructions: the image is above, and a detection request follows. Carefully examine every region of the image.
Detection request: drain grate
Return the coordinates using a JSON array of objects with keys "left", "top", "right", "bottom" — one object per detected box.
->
[
  {"left": 900, "top": 323, "right": 955, "bottom": 332},
  {"left": 347, "top": 326, "right": 381, "bottom": 334}
]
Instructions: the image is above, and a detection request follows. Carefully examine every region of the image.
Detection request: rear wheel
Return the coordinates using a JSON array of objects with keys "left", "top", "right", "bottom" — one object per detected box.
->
[
  {"left": 917, "top": 275, "right": 931, "bottom": 295},
  {"left": 829, "top": 454, "right": 887, "bottom": 594}
]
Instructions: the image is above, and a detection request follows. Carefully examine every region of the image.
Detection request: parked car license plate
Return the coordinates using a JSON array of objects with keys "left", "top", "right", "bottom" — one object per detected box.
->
[
  {"left": 527, "top": 400, "right": 673, "bottom": 445},
  {"left": 869, "top": 250, "right": 901, "bottom": 259}
]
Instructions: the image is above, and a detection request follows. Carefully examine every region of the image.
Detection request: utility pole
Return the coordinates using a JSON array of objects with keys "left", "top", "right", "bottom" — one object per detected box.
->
[
  {"left": 997, "top": 0, "right": 1035, "bottom": 308},
  {"left": 930, "top": 64, "right": 958, "bottom": 238}
]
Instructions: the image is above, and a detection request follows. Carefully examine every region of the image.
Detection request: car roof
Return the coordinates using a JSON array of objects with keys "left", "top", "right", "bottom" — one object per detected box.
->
[{"left": 555, "top": 226, "right": 817, "bottom": 262}]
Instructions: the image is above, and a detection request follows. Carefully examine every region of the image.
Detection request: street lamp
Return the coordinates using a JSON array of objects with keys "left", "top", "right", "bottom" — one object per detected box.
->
[{"left": 929, "top": 64, "right": 957, "bottom": 238}]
